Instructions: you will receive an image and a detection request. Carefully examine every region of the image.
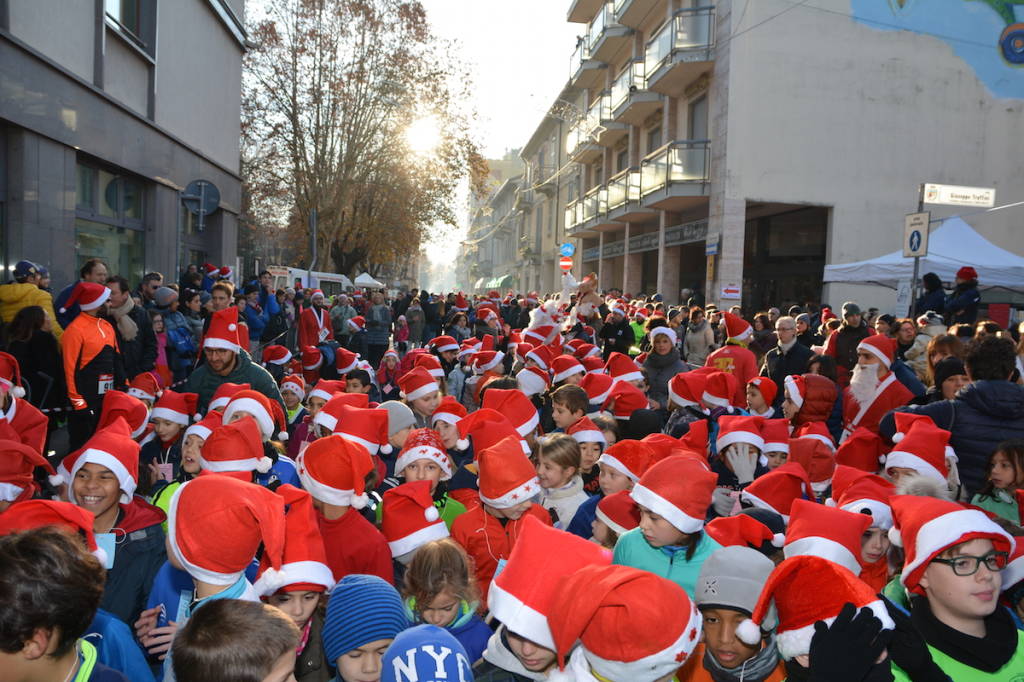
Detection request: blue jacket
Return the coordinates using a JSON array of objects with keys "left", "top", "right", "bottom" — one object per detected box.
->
[
  {"left": 243, "top": 302, "right": 270, "bottom": 341},
  {"left": 880, "top": 380, "right": 1024, "bottom": 497},
  {"left": 449, "top": 610, "right": 493, "bottom": 664},
  {"left": 945, "top": 284, "right": 981, "bottom": 324},
  {"left": 366, "top": 304, "right": 393, "bottom": 346},
  {"left": 256, "top": 447, "right": 301, "bottom": 489},
  {"left": 612, "top": 527, "right": 722, "bottom": 598},
  {"left": 567, "top": 492, "right": 601, "bottom": 539},
  {"left": 913, "top": 288, "right": 945, "bottom": 317},
  {"left": 101, "top": 499, "right": 167, "bottom": 627},
  {"left": 85, "top": 609, "right": 155, "bottom": 682}
]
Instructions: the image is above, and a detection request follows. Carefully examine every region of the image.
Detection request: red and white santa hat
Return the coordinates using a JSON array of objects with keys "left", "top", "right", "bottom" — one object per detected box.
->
[
  {"left": 525, "top": 345, "right": 554, "bottom": 372},
  {"left": 667, "top": 371, "right": 706, "bottom": 409},
  {"left": 57, "top": 417, "right": 139, "bottom": 504},
  {"left": 783, "top": 374, "right": 806, "bottom": 409},
  {"left": 633, "top": 308, "right": 649, "bottom": 322},
  {"left": 580, "top": 372, "right": 613, "bottom": 407},
  {"left": 735, "top": 555, "right": 894, "bottom": 660},
  {"left": 857, "top": 335, "right": 896, "bottom": 367},
  {"left": 0, "top": 423, "right": 54, "bottom": 504},
  {"left": 477, "top": 435, "right": 541, "bottom": 509},
  {"left": 198, "top": 417, "right": 273, "bottom": 475},
  {"left": 889, "top": 494, "right": 1013, "bottom": 595},
  {"left": 218, "top": 265, "right": 233, "bottom": 279},
  {"left": 631, "top": 455, "right": 717, "bottom": 534},
  {"left": 580, "top": 354, "right": 605, "bottom": 374},
  {"left": 454, "top": 407, "right": 528, "bottom": 454},
  {"left": 223, "top": 390, "right": 288, "bottom": 441},
  {"left": 603, "top": 380, "right": 648, "bottom": 420},
  {"left": 723, "top": 312, "right": 753, "bottom": 342},
  {"left": 296, "top": 434, "right": 376, "bottom": 509},
  {"left": 59, "top": 281, "right": 110, "bottom": 314},
  {"left": 605, "top": 352, "right": 643, "bottom": 383},
  {"left": 567, "top": 416, "right": 606, "bottom": 445},
  {"left": 794, "top": 421, "right": 836, "bottom": 452},
  {"left": 705, "top": 514, "right": 785, "bottom": 551},
  {"left": 127, "top": 372, "right": 161, "bottom": 403},
  {"left": 789, "top": 436, "right": 836, "bottom": 493},
  {"left": 0, "top": 352, "right": 25, "bottom": 399},
  {"left": 347, "top": 316, "right": 365, "bottom": 332},
  {"left": 782, "top": 499, "right": 871, "bottom": 575},
  {"left": 678, "top": 420, "right": 711, "bottom": 456},
  {"left": 381, "top": 480, "right": 450, "bottom": 559},
  {"left": 573, "top": 343, "right": 601, "bottom": 360},
  {"left": 836, "top": 427, "right": 886, "bottom": 472},
  {"left": 550, "top": 564, "right": 702, "bottom": 679},
  {"left": 482, "top": 388, "right": 540, "bottom": 438},
  {"left": 262, "top": 345, "right": 292, "bottom": 367},
  {"left": 414, "top": 353, "right": 445, "bottom": 379},
  {"left": 516, "top": 366, "right": 551, "bottom": 397},
  {"left": 523, "top": 325, "right": 555, "bottom": 347},
  {"left": 747, "top": 377, "right": 777, "bottom": 407},
  {"left": 151, "top": 390, "right": 200, "bottom": 426},
  {"left": 184, "top": 409, "right": 223, "bottom": 443},
  {"left": 0, "top": 499, "right": 109, "bottom": 564},
  {"left": 883, "top": 417, "right": 950, "bottom": 483},
  {"left": 1002, "top": 536, "right": 1024, "bottom": 595},
  {"left": 168, "top": 474, "right": 285, "bottom": 586},
  {"left": 382, "top": 348, "right": 399, "bottom": 364},
  {"left": 97, "top": 390, "right": 151, "bottom": 440},
  {"left": 716, "top": 415, "right": 766, "bottom": 452},
  {"left": 398, "top": 367, "right": 439, "bottom": 402},
  {"left": 279, "top": 374, "right": 306, "bottom": 399},
  {"left": 452, "top": 293, "right": 468, "bottom": 311},
  {"left": 253, "top": 484, "right": 334, "bottom": 596},
  {"left": 431, "top": 396, "right": 466, "bottom": 427},
  {"left": 301, "top": 346, "right": 324, "bottom": 372},
  {"left": 395, "top": 428, "right": 452, "bottom": 480},
  {"left": 595, "top": 490, "right": 641, "bottom": 536},
  {"left": 702, "top": 371, "right": 737, "bottom": 409},
  {"left": 598, "top": 440, "right": 654, "bottom": 482},
  {"left": 330, "top": 405, "right": 392, "bottom": 455},
  {"left": 335, "top": 348, "right": 360, "bottom": 375},
  {"left": 551, "top": 355, "right": 585, "bottom": 384},
  {"left": 428, "top": 335, "right": 460, "bottom": 354},
  {"left": 204, "top": 307, "right": 243, "bottom": 353},
  {"left": 609, "top": 301, "right": 627, "bottom": 317},
  {"left": 826, "top": 466, "right": 896, "bottom": 530},
  {"left": 489, "top": 515, "right": 611, "bottom": 650},
  {"left": 307, "top": 379, "right": 347, "bottom": 405},
  {"left": 760, "top": 418, "right": 791, "bottom": 454},
  {"left": 739, "top": 461, "right": 812, "bottom": 522}
]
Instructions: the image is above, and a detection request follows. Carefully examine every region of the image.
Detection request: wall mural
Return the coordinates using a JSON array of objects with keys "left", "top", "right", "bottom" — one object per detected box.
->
[{"left": 851, "top": 0, "right": 1024, "bottom": 99}]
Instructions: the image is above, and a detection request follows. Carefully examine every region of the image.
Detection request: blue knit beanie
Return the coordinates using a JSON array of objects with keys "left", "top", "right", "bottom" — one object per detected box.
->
[
  {"left": 323, "top": 574, "right": 409, "bottom": 664},
  {"left": 381, "top": 625, "right": 474, "bottom": 682}
]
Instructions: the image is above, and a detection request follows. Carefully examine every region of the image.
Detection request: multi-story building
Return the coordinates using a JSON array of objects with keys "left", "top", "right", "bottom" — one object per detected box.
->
[
  {"left": 556, "top": 0, "right": 1023, "bottom": 311},
  {"left": 463, "top": 175, "right": 525, "bottom": 294},
  {"left": 0, "top": 0, "right": 246, "bottom": 287}
]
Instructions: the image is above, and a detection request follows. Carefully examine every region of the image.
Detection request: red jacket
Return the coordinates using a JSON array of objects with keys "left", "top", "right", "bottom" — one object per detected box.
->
[
  {"left": 2, "top": 396, "right": 48, "bottom": 454},
  {"left": 318, "top": 507, "right": 393, "bottom": 584},
  {"left": 792, "top": 374, "right": 839, "bottom": 426},
  {"left": 299, "top": 306, "right": 333, "bottom": 351},
  {"left": 705, "top": 344, "right": 758, "bottom": 407},
  {"left": 451, "top": 503, "right": 552, "bottom": 604},
  {"left": 841, "top": 372, "right": 913, "bottom": 437}
]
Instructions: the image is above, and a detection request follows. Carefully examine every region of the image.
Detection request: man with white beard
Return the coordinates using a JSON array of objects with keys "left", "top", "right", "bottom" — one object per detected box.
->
[{"left": 840, "top": 335, "right": 913, "bottom": 441}]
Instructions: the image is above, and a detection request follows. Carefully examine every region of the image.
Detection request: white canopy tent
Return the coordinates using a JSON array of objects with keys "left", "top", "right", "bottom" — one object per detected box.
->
[
  {"left": 823, "top": 217, "right": 1024, "bottom": 291},
  {"left": 353, "top": 272, "right": 385, "bottom": 288}
]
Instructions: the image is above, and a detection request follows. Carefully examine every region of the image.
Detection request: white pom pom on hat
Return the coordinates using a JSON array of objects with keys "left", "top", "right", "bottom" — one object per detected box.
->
[
  {"left": 228, "top": 323, "right": 237, "bottom": 331},
  {"left": 456, "top": 437, "right": 470, "bottom": 451},
  {"left": 735, "top": 618, "right": 763, "bottom": 646},
  {"left": 11, "top": 385, "right": 25, "bottom": 399},
  {"left": 771, "top": 533, "right": 785, "bottom": 548},
  {"left": 278, "top": 430, "right": 290, "bottom": 442},
  {"left": 351, "top": 492, "right": 369, "bottom": 510},
  {"left": 255, "top": 456, "right": 274, "bottom": 474},
  {"left": 887, "top": 526, "right": 903, "bottom": 548},
  {"left": 424, "top": 506, "right": 440, "bottom": 523}
]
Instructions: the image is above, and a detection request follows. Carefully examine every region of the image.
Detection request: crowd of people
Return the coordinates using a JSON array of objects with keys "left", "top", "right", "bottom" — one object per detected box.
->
[{"left": 0, "top": 259, "right": 1023, "bottom": 682}]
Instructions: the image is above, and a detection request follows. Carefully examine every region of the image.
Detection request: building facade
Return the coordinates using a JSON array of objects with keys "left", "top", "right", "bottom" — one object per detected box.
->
[
  {"left": 537, "top": 0, "right": 1023, "bottom": 311},
  {"left": 0, "top": 0, "right": 245, "bottom": 288}
]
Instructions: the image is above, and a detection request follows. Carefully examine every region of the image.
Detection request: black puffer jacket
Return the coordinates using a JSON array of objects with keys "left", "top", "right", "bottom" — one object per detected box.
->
[{"left": 880, "top": 380, "right": 1024, "bottom": 497}]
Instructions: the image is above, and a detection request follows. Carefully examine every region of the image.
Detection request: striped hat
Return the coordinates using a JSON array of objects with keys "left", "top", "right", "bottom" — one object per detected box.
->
[{"left": 323, "top": 575, "right": 409, "bottom": 662}]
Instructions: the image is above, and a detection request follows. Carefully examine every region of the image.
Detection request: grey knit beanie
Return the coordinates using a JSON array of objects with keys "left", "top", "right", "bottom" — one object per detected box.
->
[
  {"left": 154, "top": 286, "right": 178, "bottom": 307},
  {"left": 696, "top": 546, "right": 777, "bottom": 625},
  {"left": 378, "top": 400, "right": 416, "bottom": 436}
]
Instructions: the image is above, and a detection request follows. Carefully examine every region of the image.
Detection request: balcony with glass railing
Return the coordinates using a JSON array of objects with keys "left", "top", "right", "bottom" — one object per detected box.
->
[
  {"left": 639, "top": 139, "right": 711, "bottom": 207},
  {"left": 644, "top": 6, "right": 715, "bottom": 94},
  {"left": 606, "top": 167, "right": 642, "bottom": 211},
  {"left": 569, "top": 39, "right": 607, "bottom": 90},
  {"left": 565, "top": 199, "right": 584, "bottom": 233},
  {"left": 609, "top": 59, "right": 661, "bottom": 125},
  {"left": 587, "top": 1, "right": 633, "bottom": 63}
]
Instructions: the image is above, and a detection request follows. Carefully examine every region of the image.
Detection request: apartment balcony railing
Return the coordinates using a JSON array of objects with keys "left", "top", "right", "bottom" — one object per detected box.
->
[
  {"left": 587, "top": 1, "right": 632, "bottom": 63},
  {"left": 606, "top": 166, "right": 642, "bottom": 211},
  {"left": 569, "top": 40, "right": 607, "bottom": 89},
  {"left": 644, "top": 7, "right": 716, "bottom": 94},
  {"left": 565, "top": 199, "right": 584, "bottom": 232},
  {"left": 580, "top": 184, "right": 608, "bottom": 223},
  {"left": 638, "top": 140, "right": 711, "bottom": 209},
  {"left": 609, "top": 58, "right": 661, "bottom": 125},
  {"left": 609, "top": 59, "right": 647, "bottom": 112}
]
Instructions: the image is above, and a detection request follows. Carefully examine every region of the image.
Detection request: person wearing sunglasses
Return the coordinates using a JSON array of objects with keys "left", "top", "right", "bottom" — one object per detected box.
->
[{"left": 888, "top": 495, "right": 1022, "bottom": 680}]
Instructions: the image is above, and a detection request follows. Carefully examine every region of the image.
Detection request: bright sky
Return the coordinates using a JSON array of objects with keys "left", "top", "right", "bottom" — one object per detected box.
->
[{"left": 419, "top": 0, "right": 581, "bottom": 267}]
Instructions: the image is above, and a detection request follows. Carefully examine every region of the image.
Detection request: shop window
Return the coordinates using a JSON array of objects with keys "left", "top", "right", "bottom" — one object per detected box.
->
[{"left": 75, "top": 219, "right": 145, "bottom": 283}]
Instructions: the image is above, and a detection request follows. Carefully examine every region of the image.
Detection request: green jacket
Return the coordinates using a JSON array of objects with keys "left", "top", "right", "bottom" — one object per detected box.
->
[
  {"left": 970, "top": 489, "right": 1020, "bottom": 523},
  {"left": 612, "top": 527, "right": 722, "bottom": 598},
  {"left": 184, "top": 349, "right": 284, "bottom": 413},
  {"left": 891, "top": 628, "right": 1024, "bottom": 681}
]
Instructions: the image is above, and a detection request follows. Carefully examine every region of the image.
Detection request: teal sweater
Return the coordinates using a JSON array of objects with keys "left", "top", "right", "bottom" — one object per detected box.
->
[{"left": 612, "top": 527, "right": 722, "bottom": 598}]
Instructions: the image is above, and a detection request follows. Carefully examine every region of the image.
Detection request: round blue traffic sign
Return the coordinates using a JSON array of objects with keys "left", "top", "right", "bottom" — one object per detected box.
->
[
  {"left": 560, "top": 242, "right": 576, "bottom": 258},
  {"left": 909, "top": 230, "right": 921, "bottom": 253}
]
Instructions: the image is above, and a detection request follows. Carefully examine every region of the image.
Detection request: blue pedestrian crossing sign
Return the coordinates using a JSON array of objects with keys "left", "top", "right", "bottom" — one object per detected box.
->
[
  {"left": 903, "top": 212, "right": 930, "bottom": 258},
  {"left": 560, "top": 242, "right": 575, "bottom": 257}
]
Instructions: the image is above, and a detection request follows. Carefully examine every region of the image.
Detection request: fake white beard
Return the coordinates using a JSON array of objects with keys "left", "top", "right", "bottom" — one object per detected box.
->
[{"left": 849, "top": 363, "right": 880, "bottom": 405}]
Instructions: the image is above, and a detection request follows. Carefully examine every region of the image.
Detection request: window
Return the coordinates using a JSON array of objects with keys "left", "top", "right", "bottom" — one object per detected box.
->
[
  {"left": 647, "top": 126, "right": 663, "bottom": 154},
  {"left": 75, "top": 219, "right": 145, "bottom": 283},
  {"left": 616, "top": 149, "right": 628, "bottom": 172},
  {"left": 75, "top": 161, "right": 145, "bottom": 281},
  {"left": 105, "top": 0, "right": 155, "bottom": 57},
  {"left": 688, "top": 95, "right": 709, "bottom": 140},
  {"left": 106, "top": 0, "right": 141, "bottom": 36}
]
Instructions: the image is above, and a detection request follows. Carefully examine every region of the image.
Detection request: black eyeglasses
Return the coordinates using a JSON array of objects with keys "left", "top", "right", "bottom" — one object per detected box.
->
[{"left": 931, "top": 551, "right": 1008, "bottom": 576}]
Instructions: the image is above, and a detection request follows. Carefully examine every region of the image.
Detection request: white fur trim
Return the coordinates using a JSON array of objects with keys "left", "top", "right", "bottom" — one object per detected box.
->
[
  {"left": 525, "top": 350, "right": 549, "bottom": 370},
  {"left": 668, "top": 385, "right": 698, "bottom": 409},
  {"left": 403, "top": 382, "right": 439, "bottom": 402},
  {"left": 595, "top": 505, "right": 630, "bottom": 536},
  {"left": 151, "top": 406, "right": 190, "bottom": 426},
  {"left": 776, "top": 600, "right": 893, "bottom": 660},
  {"left": 840, "top": 498, "right": 893, "bottom": 530},
  {"left": 552, "top": 364, "right": 584, "bottom": 384},
  {"left": 479, "top": 476, "right": 541, "bottom": 509},
  {"left": 597, "top": 454, "right": 640, "bottom": 482},
  {"left": 857, "top": 341, "right": 891, "bottom": 367},
  {"left": 631, "top": 483, "right": 704, "bottom": 534},
  {"left": 900, "top": 508, "right": 1013, "bottom": 587},
  {"left": 613, "top": 369, "right": 644, "bottom": 383},
  {"left": 784, "top": 536, "right": 861, "bottom": 575},
  {"left": 784, "top": 376, "right": 804, "bottom": 408},
  {"left": 717, "top": 430, "right": 765, "bottom": 452},
  {"left": 313, "top": 410, "right": 338, "bottom": 433},
  {"left": 583, "top": 605, "right": 701, "bottom": 681},
  {"left": 336, "top": 432, "right": 381, "bottom": 455},
  {"left": 198, "top": 454, "right": 261, "bottom": 473},
  {"left": 702, "top": 391, "right": 731, "bottom": 408},
  {"left": 387, "top": 520, "right": 449, "bottom": 558},
  {"left": 297, "top": 458, "right": 367, "bottom": 509},
  {"left": 223, "top": 398, "right": 273, "bottom": 439},
  {"left": 208, "top": 396, "right": 231, "bottom": 411},
  {"left": 1003, "top": 554, "right": 1024, "bottom": 590},
  {"left": 431, "top": 412, "right": 462, "bottom": 427},
  {"left": 68, "top": 449, "right": 135, "bottom": 504},
  {"left": 303, "top": 357, "right": 324, "bottom": 371},
  {"left": 571, "top": 429, "right": 606, "bottom": 445},
  {"left": 649, "top": 327, "right": 677, "bottom": 346},
  {"left": 267, "top": 350, "right": 292, "bottom": 366},
  {"left": 130, "top": 418, "right": 148, "bottom": 440},
  {"left": 203, "top": 336, "right": 241, "bottom": 353},
  {"left": 476, "top": 352, "right": 505, "bottom": 373},
  {"left": 167, "top": 480, "right": 243, "bottom": 586},
  {"left": 514, "top": 410, "right": 540, "bottom": 438},
  {"left": 308, "top": 388, "right": 335, "bottom": 404},
  {"left": 127, "top": 387, "right": 156, "bottom": 401},
  {"left": 337, "top": 358, "right": 359, "bottom": 374},
  {"left": 799, "top": 433, "right": 836, "bottom": 452},
  {"left": 763, "top": 441, "right": 789, "bottom": 454},
  {"left": 884, "top": 450, "right": 945, "bottom": 483},
  {"left": 487, "top": 580, "right": 555, "bottom": 650},
  {"left": 79, "top": 286, "right": 111, "bottom": 311},
  {"left": 253, "top": 560, "right": 335, "bottom": 596},
  {"left": 184, "top": 423, "right": 212, "bottom": 442},
  {"left": 434, "top": 342, "right": 459, "bottom": 353},
  {"left": 0, "top": 482, "right": 25, "bottom": 502},
  {"left": 394, "top": 445, "right": 453, "bottom": 480},
  {"left": 739, "top": 490, "right": 789, "bottom": 523}
]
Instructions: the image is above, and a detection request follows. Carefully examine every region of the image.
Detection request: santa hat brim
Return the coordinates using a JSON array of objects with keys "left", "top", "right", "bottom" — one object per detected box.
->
[
  {"left": 630, "top": 483, "right": 704, "bottom": 534},
  {"left": 488, "top": 580, "right": 556, "bottom": 650},
  {"left": 388, "top": 521, "right": 450, "bottom": 559},
  {"left": 775, "top": 600, "right": 892, "bottom": 660},
  {"left": 584, "top": 616, "right": 700, "bottom": 681}
]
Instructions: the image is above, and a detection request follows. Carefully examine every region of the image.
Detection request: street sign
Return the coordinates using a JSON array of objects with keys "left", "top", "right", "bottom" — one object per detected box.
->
[
  {"left": 560, "top": 242, "right": 576, "bottom": 257},
  {"left": 903, "top": 212, "right": 930, "bottom": 258},
  {"left": 559, "top": 256, "right": 573, "bottom": 272},
  {"left": 720, "top": 283, "right": 741, "bottom": 299},
  {"left": 923, "top": 183, "right": 995, "bottom": 208},
  {"left": 705, "top": 238, "right": 719, "bottom": 256}
]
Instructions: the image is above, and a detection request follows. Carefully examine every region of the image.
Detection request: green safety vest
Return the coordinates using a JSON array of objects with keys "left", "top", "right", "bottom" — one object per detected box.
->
[
  {"left": 891, "top": 628, "right": 1024, "bottom": 682},
  {"left": 73, "top": 639, "right": 98, "bottom": 681}
]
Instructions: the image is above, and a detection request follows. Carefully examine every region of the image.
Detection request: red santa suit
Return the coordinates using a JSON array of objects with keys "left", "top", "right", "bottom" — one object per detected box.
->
[
  {"left": 840, "top": 335, "right": 912, "bottom": 440},
  {"left": 298, "top": 305, "right": 333, "bottom": 351},
  {"left": 1, "top": 396, "right": 48, "bottom": 455},
  {"left": 705, "top": 345, "right": 758, "bottom": 407}
]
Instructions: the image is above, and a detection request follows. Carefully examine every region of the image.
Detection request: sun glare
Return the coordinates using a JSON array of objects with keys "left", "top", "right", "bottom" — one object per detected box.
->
[{"left": 405, "top": 115, "right": 442, "bottom": 154}]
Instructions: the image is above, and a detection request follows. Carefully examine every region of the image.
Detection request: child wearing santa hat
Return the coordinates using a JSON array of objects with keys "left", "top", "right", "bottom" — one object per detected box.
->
[
  {"left": 535, "top": 434, "right": 590, "bottom": 531},
  {"left": 222, "top": 389, "right": 301, "bottom": 488},
  {"left": 565, "top": 438, "right": 653, "bottom": 541},
  {"left": 399, "top": 367, "right": 442, "bottom": 429},
  {"left": 401, "top": 539, "right": 493, "bottom": 663},
  {"left": 278, "top": 373, "right": 308, "bottom": 439},
  {"left": 746, "top": 377, "right": 779, "bottom": 419},
  {"left": 590, "top": 490, "right": 641, "bottom": 549},
  {"left": 614, "top": 455, "right": 721, "bottom": 597},
  {"left": 378, "top": 429, "right": 467, "bottom": 529},
  {"left": 138, "top": 390, "right": 199, "bottom": 494},
  {"left": 149, "top": 410, "right": 223, "bottom": 528},
  {"left": 567, "top": 414, "right": 607, "bottom": 495}
]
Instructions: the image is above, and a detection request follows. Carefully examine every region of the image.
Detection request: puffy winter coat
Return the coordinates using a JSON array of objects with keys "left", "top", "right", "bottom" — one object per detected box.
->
[
  {"left": 643, "top": 350, "right": 685, "bottom": 409},
  {"left": 791, "top": 374, "right": 838, "bottom": 425},
  {"left": 100, "top": 497, "right": 167, "bottom": 627},
  {"left": 879, "top": 380, "right": 1024, "bottom": 497},
  {"left": 0, "top": 281, "right": 63, "bottom": 342}
]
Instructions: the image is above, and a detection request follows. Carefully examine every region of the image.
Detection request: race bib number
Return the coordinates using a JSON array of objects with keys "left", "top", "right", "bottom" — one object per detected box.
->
[
  {"left": 318, "top": 327, "right": 330, "bottom": 343},
  {"left": 156, "top": 463, "right": 174, "bottom": 482},
  {"left": 97, "top": 374, "right": 114, "bottom": 395}
]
